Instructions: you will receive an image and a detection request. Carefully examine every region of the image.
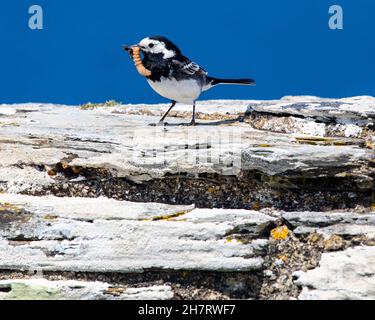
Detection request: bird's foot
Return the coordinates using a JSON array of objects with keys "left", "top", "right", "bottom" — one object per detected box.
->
[
  {"left": 181, "top": 120, "right": 197, "bottom": 126},
  {"left": 149, "top": 121, "right": 169, "bottom": 127}
]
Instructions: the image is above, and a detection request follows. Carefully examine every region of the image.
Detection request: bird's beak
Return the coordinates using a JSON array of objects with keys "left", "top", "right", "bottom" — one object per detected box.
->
[
  {"left": 122, "top": 44, "right": 140, "bottom": 59},
  {"left": 122, "top": 44, "right": 138, "bottom": 52}
]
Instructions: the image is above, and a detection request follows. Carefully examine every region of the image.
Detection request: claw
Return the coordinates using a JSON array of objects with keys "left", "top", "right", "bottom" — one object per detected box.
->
[
  {"left": 181, "top": 120, "right": 197, "bottom": 127},
  {"left": 149, "top": 121, "right": 168, "bottom": 127}
]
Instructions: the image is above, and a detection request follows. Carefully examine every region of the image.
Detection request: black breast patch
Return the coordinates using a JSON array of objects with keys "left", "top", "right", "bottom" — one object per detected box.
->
[{"left": 142, "top": 53, "right": 170, "bottom": 82}]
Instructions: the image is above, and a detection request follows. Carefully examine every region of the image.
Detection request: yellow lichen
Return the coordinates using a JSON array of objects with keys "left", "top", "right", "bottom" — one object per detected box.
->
[
  {"left": 235, "top": 238, "right": 244, "bottom": 244},
  {"left": 43, "top": 214, "right": 59, "bottom": 220},
  {"left": 149, "top": 210, "right": 190, "bottom": 222},
  {"left": 0, "top": 203, "right": 23, "bottom": 213},
  {"left": 295, "top": 136, "right": 351, "bottom": 146},
  {"left": 0, "top": 122, "right": 20, "bottom": 127},
  {"left": 80, "top": 100, "right": 121, "bottom": 110},
  {"left": 226, "top": 236, "right": 244, "bottom": 244},
  {"left": 104, "top": 287, "right": 126, "bottom": 296},
  {"left": 278, "top": 254, "right": 289, "bottom": 263},
  {"left": 271, "top": 226, "right": 290, "bottom": 240},
  {"left": 226, "top": 236, "right": 234, "bottom": 243},
  {"left": 251, "top": 201, "right": 261, "bottom": 211}
]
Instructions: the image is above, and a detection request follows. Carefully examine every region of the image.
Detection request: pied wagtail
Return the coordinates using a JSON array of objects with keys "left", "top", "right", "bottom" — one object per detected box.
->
[{"left": 124, "top": 36, "right": 255, "bottom": 126}]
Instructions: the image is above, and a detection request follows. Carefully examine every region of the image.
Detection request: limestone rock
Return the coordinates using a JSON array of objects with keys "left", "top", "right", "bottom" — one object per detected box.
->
[
  {"left": 246, "top": 96, "right": 375, "bottom": 138},
  {"left": 0, "top": 279, "right": 173, "bottom": 300},
  {"left": 0, "top": 99, "right": 373, "bottom": 212},
  {"left": 283, "top": 211, "right": 375, "bottom": 241},
  {"left": 294, "top": 246, "right": 375, "bottom": 300},
  {"left": 0, "top": 99, "right": 373, "bottom": 190},
  {"left": 0, "top": 97, "right": 374, "bottom": 300},
  {"left": 0, "top": 194, "right": 271, "bottom": 273}
]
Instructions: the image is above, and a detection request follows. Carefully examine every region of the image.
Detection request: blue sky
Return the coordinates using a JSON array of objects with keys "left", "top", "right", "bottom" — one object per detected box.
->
[{"left": 0, "top": 0, "right": 374, "bottom": 104}]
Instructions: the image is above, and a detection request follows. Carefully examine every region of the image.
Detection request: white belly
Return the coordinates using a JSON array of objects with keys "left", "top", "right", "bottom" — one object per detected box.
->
[{"left": 147, "top": 77, "right": 202, "bottom": 104}]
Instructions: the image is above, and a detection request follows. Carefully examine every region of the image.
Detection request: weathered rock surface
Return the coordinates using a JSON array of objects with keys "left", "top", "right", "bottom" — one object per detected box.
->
[
  {"left": 294, "top": 246, "right": 375, "bottom": 300},
  {"left": 0, "top": 97, "right": 374, "bottom": 300},
  {"left": 0, "top": 194, "right": 269, "bottom": 273},
  {"left": 0, "top": 279, "right": 173, "bottom": 300},
  {"left": 246, "top": 96, "right": 375, "bottom": 138},
  {"left": 283, "top": 211, "right": 375, "bottom": 239},
  {"left": 0, "top": 98, "right": 373, "bottom": 211}
]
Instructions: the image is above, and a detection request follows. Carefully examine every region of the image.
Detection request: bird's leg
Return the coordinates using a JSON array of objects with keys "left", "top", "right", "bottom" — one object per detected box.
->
[
  {"left": 149, "top": 101, "right": 176, "bottom": 126},
  {"left": 182, "top": 103, "right": 197, "bottom": 126},
  {"left": 159, "top": 101, "right": 176, "bottom": 125},
  {"left": 189, "top": 102, "right": 196, "bottom": 126}
]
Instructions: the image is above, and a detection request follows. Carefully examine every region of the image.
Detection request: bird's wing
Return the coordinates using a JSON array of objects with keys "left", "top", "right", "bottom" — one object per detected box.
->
[{"left": 171, "top": 58, "right": 208, "bottom": 76}]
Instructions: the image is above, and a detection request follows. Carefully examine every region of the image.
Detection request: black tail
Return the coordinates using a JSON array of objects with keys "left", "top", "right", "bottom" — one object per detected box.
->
[{"left": 207, "top": 77, "right": 256, "bottom": 86}]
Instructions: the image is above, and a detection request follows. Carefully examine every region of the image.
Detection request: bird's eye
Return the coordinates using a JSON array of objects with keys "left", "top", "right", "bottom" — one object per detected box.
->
[{"left": 148, "top": 43, "right": 154, "bottom": 48}]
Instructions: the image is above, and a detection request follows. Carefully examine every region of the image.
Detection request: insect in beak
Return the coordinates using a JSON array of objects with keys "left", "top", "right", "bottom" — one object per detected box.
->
[
  {"left": 123, "top": 45, "right": 152, "bottom": 77},
  {"left": 122, "top": 45, "right": 139, "bottom": 58}
]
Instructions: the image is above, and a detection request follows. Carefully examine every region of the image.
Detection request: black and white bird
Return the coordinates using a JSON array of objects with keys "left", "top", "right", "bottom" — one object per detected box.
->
[{"left": 124, "top": 36, "right": 255, "bottom": 126}]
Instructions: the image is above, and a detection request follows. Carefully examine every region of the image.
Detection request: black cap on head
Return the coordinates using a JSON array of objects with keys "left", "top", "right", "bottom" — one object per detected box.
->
[{"left": 149, "top": 36, "right": 182, "bottom": 55}]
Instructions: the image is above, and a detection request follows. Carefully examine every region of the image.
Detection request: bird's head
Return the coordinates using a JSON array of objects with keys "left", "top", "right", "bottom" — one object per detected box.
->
[{"left": 137, "top": 36, "right": 181, "bottom": 59}]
